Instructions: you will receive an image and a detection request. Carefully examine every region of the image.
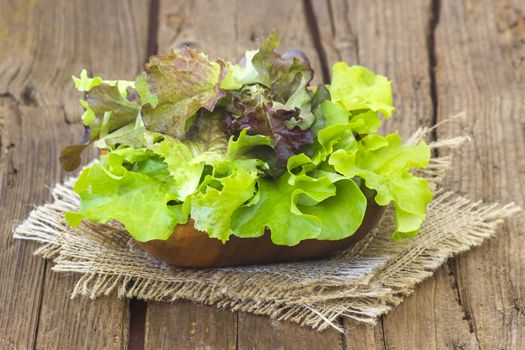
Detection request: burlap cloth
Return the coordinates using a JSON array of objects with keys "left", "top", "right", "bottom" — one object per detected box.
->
[{"left": 13, "top": 126, "right": 521, "bottom": 332}]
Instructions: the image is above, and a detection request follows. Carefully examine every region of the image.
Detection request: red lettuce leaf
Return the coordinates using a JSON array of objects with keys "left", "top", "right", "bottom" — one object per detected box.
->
[
  {"left": 225, "top": 89, "right": 313, "bottom": 176},
  {"left": 142, "top": 48, "right": 226, "bottom": 138}
]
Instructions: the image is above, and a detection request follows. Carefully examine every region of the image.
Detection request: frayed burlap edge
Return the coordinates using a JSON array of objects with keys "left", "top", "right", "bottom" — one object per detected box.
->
[{"left": 12, "top": 127, "right": 521, "bottom": 332}]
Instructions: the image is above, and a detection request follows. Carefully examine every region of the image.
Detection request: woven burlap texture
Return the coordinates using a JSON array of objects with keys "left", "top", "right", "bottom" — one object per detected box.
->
[{"left": 13, "top": 127, "right": 520, "bottom": 332}]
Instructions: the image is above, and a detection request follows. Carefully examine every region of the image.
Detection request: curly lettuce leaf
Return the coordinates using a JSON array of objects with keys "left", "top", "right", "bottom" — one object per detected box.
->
[
  {"left": 223, "top": 32, "right": 315, "bottom": 129},
  {"left": 85, "top": 83, "right": 139, "bottom": 135},
  {"left": 251, "top": 32, "right": 313, "bottom": 103},
  {"left": 225, "top": 129, "right": 272, "bottom": 173},
  {"left": 329, "top": 133, "right": 432, "bottom": 240},
  {"left": 225, "top": 86, "right": 313, "bottom": 176},
  {"left": 300, "top": 179, "right": 366, "bottom": 240},
  {"left": 329, "top": 63, "right": 394, "bottom": 118},
  {"left": 142, "top": 48, "right": 226, "bottom": 138},
  {"left": 227, "top": 128, "right": 272, "bottom": 156},
  {"left": 220, "top": 50, "right": 259, "bottom": 90},
  {"left": 73, "top": 69, "right": 104, "bottom": 92},
  {"left": 61, "top": 74, "right": 141, "bottom": 171},
  {"left": 231, "top": 175, "right": 321, "bottom": 245},
  {"left": 149, "top": 137, "right": 205, "bottom": 201},
  {"left": 191, "top": 167, "right": 257, "bottom": 242},
  {"left": 231, "top": 173, "right": 366, "bottom": 245},
  {"left": 68, "top": 160, "right": 188, "bottom": 242}
]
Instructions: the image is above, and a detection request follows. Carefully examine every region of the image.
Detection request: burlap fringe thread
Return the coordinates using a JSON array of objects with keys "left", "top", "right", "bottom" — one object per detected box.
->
[{"left": 13, "top": 128, "right": 521, "bottom": 332}]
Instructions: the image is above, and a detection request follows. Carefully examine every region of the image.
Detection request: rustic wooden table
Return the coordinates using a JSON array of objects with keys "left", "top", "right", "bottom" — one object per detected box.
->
[{"left": 1, "top": 0, "right": 523, "bottom": 349}]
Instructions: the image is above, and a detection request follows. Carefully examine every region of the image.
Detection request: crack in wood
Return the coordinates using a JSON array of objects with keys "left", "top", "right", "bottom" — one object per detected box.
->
[
  {"left": 447, "top": 260, "right": 475, "bottom": 334},
  {"left": 31, "top": 260, "right": 48, "bottom": 350},
  {"left": 446, "top": 259, "right": 483, "bottom": 350},
  {"left": 6, "top": 160, "right": 18, "bottom": 189},
  {"left": 380, "top": 316, "right": 388, "bottom": 350},
  {"left": 509, "top": 280, "right": 525, "bottom": 317},
  {"left": 303, "top": 0, "right": 330, "bottom": 83},
  {"left": 428, "top": 3, "right": 482, "bottom": 348},
  {"left": 0, "top": 92, "right": 19, "bottom": 104},
  {"left": 427, "top": 0, "right": 441, "bottom": 146},
  {"left": 0, "top": 94, "right": 21, "bottom": 189},
  {"left": 235, "top": 312, "right": 239, "bottom": 350},
  {"left": 128, "top": 299, "right": 146, "bottom": 350},
  {"left": 126, "top": 1, "right": 160, "bottom": 347},
  {"left": 339, "top": 317, "right": 348, "bottom": 350},
  {"left": 326, "top": 0, "right": 336, "bottom": 39},
  {"left": 146, "top": 0, "right": 160, "bottom": 60}
]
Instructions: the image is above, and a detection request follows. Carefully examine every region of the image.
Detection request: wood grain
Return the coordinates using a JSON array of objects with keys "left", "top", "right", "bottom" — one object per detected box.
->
[
  {"left": 435, "top": 0, "right": 525, "bottom": 348},
  {"left": 145, "top": 301, "right": 237, "bottom": 350},
  {"left": 237, "top": 312, "right": 341, "bottom": 350},
  {"left": 380, "top": 267, "right": 479, "bottom": 349},
  {"left": 0, "top": 0, "right": 150, "bottom": 349},
  {"left": 0, "top": 98, "right": 45, "bottom": 350}
]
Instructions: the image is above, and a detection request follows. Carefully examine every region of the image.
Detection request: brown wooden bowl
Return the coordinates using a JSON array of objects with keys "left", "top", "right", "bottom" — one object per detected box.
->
[{"left": 135, "top": 202, "right": 385, "bottom": 268}]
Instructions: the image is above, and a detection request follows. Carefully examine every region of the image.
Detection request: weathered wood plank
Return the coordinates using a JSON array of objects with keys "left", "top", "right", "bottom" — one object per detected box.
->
[
  {"left": 35, "top": 273, "right": 130, "bottom": 350},
  {"left": 312, "top": 0, "right": 481, "bottom": 348},
  {"left": 0, "top": 0, "right": 150, "bottom": 348},
  {"left": 380, "top": 268, "right": 479, "bottom": 349},
  {"left": 0, "top": 98, "right": 49, "bottom": 350},
  {"left": 144, "top": 0, "right": 341, "bottom": 349},
  {"left": 435, "top": 0, "right": 525, "bottom": 348},
  {"left": 341, "top": 322, "right": 385, "bottom": 350},
  {"left": 236, "top": 312, "right": 343, "bottom": 350},
  {"left": 145, "top": 301, "right": 237, "bottom": 350}
]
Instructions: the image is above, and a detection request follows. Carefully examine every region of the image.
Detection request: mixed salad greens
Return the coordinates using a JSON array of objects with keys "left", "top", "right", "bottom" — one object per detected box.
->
[{"left": 62, "top": 32, "right": 432, "bottom": 246}]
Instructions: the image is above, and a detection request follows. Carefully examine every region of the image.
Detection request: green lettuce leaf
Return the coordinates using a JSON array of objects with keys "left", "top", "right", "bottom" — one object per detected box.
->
[
  {"left": 310, "top": 84, "right": 331, "bottom": 133},
  {"left": 135, "top": 73, "right": 158, "bottom": 108},
  {"left": 73, "top": 69, "right": 104, "bottom": 92},
  {"left": 149, "top": 137, "right": 205, "bottom": 201},
  {"left": 220, "top": 50, "right": 259, "bottom": 90},
  {"left": 85, "top": 83, "right": 139, "bottom": 137},
  {"left": 191, "top": 167, "right": 257, "bottom": 242},
  {"left": 61, "top": 74, "right": 141, "bottom": 171},
  {"left": 322, "top": 100, "right": 349, "bottom": 127},
  {"left": 300, "top": 179, "right": 366, "bottom": 240},
  {"left": 231, "top": 175, "right": 321, "bottom": 245},
  {"left": 68, "top": 160, "right": 188, "bottom": 242},
  {"left": 231, "top": 173, "right": 366, "bottom": 245},
  {"left": 225, "top": 129, "right": 272, "bottom": 173},
  {"left": 329, "top": 133, "right": 432, "bottom": 240},
  {"left": 329, "top": 63, "right": 394, "bottom": 118}
]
